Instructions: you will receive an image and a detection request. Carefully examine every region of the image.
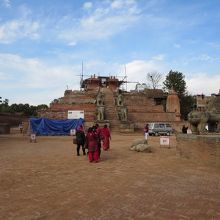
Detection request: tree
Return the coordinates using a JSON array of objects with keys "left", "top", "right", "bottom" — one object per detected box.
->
[
  {"left": 147, "top": 72, "right": 163, "bottom": 89},
  {"left": 37, "top": 104, "right": 48, "bottom": 110},
  {"left": 0, "top": 98, "right": 9, "bottom": 112},
  {"left": 180, "top": 94, "right": 196, "bottom": 120},
  {"left": 163, "top": 70, "right": 195, "bottom": 120},
  {"left": 2, "top": 102, "right": 47, "bottom": 116},
  {"left": 3, "top": 99, "right": 9, "bottom": 106},
  {"left": 163, "top": 70, "right": 186, "bottom": 96}
]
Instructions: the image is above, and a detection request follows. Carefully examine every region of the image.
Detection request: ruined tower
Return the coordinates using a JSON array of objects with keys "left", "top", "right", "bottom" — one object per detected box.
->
[{"left": 166, "top": 89, "right": 180, "bottom": 119}]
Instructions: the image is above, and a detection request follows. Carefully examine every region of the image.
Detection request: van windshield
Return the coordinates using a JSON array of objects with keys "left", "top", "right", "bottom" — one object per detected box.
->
[{"left": 148, "top": 123, "right": 153, "bottom": 129}]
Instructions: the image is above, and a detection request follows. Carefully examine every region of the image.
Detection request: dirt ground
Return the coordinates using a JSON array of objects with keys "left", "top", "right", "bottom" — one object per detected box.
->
[{"left": 0, "top": 130, "right": 220, "bottom": 220}]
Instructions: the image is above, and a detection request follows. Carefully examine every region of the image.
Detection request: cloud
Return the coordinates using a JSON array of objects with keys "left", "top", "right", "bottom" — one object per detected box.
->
[
  {"left": 83, "top": 2, "right": 93, "bottom": 10},
  {"left": 0, "top": 53, "right": 81, "bottom": 104},
  {"left": 111, "top": 0, "right": 124, "bottom": 9},
  {"left": 59, "top": 0, "right": 141, "bottom": 44},
  {"left": 2, "top": 0, "right": 11, "bottom": 8},
  {"left": 0, "top": 5, "right": 40, "bottom": 44},
  {"left": 152, "top": 54, "right": 165, "bottom": 61},
  {"left": 0, "top": 19, "right": 40, "bottom": 43},
  {"left": 186, "top": 73, "right": 220, "bottom": 95},
  {"left": 122, "top": 57, "right": 167, "bottom": 90},
  {"left": 174, "top": 43, "right": 181, "bottom": 48}
]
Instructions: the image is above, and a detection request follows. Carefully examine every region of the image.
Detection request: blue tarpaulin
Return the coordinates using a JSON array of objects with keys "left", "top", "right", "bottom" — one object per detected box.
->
[{"left": 30, "top": 117, "right": 84, "bottom": 135}]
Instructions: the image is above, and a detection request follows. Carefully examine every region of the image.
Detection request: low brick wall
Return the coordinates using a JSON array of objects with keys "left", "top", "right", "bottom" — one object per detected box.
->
[
  {"left": 0, "top": 123, "right": 10, "bottom": 134},
  {"left": 176, "top": 134, "right": 220, "bottom": 167}
]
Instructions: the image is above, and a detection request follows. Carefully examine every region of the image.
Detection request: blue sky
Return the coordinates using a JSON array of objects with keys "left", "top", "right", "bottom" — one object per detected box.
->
[{"left": 0, "top": 0, "right": 220, "bottom": 105}]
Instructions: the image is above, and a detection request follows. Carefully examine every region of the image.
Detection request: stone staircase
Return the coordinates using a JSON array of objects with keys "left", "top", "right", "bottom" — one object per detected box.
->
[{"left": 101, "top": 88, "right": 121, "bottom": 131}]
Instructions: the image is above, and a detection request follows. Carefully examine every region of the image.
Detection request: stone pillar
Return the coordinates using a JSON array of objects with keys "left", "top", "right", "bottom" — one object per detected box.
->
[{"left": 166, "top": 89, "right": 180, "bottom": 119}]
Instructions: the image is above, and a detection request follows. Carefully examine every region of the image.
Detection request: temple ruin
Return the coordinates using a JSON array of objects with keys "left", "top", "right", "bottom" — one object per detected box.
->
[
  {"left": 188, "top": 91, "right": 220, "bottom": 134},
  {"left": 38, "top": 75, "right": 181, "bottom": 132}
]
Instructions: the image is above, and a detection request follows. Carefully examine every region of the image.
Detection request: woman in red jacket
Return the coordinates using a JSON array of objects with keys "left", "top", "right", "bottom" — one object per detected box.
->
[
  {"left": 101, "top": 124, "right": 111, "bottom": 151},
  {"left": 85, "top": 127, "right": 99, "bottom": 163}
]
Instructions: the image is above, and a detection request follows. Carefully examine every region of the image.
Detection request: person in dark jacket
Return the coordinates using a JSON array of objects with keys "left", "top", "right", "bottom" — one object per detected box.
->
[
  {"left": 182, "top": 125, "right": 188, "bottom": 134},
  {"left": 75, "top": 125, "right": 86, "bottom": 156},
  {"left": 144, "top": 124, "right": 149, "bottom": 140}
]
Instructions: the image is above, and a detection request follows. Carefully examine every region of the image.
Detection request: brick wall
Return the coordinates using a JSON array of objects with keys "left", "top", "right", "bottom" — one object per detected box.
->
[
  {"left": 123, "top": 92, "right": 179, "bottom": 129},
  {"left": 39, "top": 103, "right": 96, "bottom": 122}
]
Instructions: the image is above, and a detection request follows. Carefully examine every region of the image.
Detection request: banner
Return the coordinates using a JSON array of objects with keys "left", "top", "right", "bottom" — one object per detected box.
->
[{"left": 68, "top": 110, "right": 84, "bottom": 119}]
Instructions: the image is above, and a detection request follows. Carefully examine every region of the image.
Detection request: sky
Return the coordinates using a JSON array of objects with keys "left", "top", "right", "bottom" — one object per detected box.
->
[{"left": 0, "top": 0, "right": 220, "bottom": 105}]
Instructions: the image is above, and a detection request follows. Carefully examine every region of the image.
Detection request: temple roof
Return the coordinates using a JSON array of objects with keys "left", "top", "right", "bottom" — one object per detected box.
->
[{"left": 81, "top": 75, "right": 124, "bottom": 89}]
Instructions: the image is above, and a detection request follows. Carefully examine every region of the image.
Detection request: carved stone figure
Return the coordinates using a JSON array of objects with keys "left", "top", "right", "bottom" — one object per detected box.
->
[
  {"left": 96, "top": 106, "right": 105, "bottom": 121},
  {"left": 118, "top": 107, "right": 128, "bottom": 122},
  {"left": 188, "top": 94, "right": 220, "bottom": 134},
  {"left": 188, "top": 111, "right": 220, "bottom": 134},
  {"left": 116, "top": 93, "right": 123, "bottom": 106},
  {"left": 96, "top": 92, "right": 104, "bottom": 106}
]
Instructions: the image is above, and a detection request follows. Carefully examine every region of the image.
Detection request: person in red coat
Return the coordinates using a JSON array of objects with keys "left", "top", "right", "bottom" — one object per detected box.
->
[
  {"left": 95, "top": 123, "right": 102, "bottom": 158},
  {"left": 101, "top": 124, "right": 111, "bottom": 151},
  {"left": 85, "top": 127, "right": 99, "bottom": 163}
]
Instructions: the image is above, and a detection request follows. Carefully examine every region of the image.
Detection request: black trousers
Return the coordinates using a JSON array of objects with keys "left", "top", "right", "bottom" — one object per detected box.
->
[
  {"left": 77, "top": 144, "right": 86, "bottom": 155},
  {"left": 98, "top": 142, "right": 101, "bottom": 157}
]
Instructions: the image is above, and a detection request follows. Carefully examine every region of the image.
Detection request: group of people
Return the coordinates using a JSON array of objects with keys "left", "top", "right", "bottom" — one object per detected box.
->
[{"left": 74, "top": 124, "right": 111, "bottom": 163}]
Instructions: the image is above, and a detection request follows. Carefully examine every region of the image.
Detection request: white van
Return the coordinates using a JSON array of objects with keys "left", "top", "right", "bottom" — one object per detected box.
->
[{"left": 148, "top": 123, "right": 173, "bottom": 136}]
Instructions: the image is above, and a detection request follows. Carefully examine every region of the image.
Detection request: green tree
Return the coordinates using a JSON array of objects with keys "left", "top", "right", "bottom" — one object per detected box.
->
[
  {"left": 180, "top": 94, "right": 196, "bottom": 120},
  {"left": 0, "top": 98, "right": 9, "bottom": 112},
  {"left": 163, "top": 70, "right": 186, "bottom": 96},
  {"left": 3, "top": 102, "right": 47, "bottom": 116},
  {"left": 37, "top": 104, "right": 48, "bottom": 110},
  {"left": 163, "top": 70, "right": 195, "bottom": 120}
]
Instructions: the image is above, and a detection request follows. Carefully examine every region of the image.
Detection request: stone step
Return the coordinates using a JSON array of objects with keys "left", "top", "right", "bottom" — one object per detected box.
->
[
  {"left": 105, "top": 112, "right": 117, "bottom": 115},
  {"left": 105, "top": 102, "right": 115, "bottom": 104}
]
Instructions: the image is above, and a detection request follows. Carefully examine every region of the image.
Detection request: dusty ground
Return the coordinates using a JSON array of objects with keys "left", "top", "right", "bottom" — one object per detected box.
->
[{"left": 0, "top": 130, "right": 220, "bottom": 220}]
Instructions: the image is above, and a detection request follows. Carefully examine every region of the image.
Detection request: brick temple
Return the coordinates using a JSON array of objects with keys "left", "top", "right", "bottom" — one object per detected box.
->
[{"left": 38, "top": 75, "right": 181, "bottom": 132}]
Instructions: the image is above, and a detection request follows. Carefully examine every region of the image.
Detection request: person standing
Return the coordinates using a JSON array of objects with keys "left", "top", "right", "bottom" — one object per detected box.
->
[
  {"left": 19, "top": 123, "right": 23, "bottom": 134},
  {"left": 182, "top": 125, "right": 188, "bottom": 134},
  {"left": 86, "top": 127, "right": 99, "bottom": 163},
  {"left": 101, "top": 124, "right": 111, "bottom": 151},
  {"left": 144, "top": 124, "right": 149, "bottom": 140},
  {"left": 95, "top": 123, "right": 102, "bottom": 157},
  {"left": 75, "top": 125, "right": 86, "bottom": 156}
]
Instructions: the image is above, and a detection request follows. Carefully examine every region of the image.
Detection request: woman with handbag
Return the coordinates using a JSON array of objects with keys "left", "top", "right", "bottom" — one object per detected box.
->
[{"left": 75, "top": 125, "right": 86, "bottom": 156}]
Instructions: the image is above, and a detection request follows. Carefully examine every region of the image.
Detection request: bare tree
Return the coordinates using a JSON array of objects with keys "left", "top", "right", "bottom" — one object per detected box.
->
[{"left": 146, "top": 72, "right": 163, "bottom": 89}]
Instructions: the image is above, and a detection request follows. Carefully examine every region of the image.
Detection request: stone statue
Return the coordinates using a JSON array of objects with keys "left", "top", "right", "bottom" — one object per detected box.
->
[
  {"left": 116, "top": 93, "right": 123, "bottom": 106},
  {"left": 188, "top": 111, "right": 220, "bottom": 134},
  {"left": 96, "top": 106, "right": 105, "bottom": 121},
  {"left": 118, "top": 107, "right": 128, "bottom": 122},
  {"left": 96, "top": 92, "right": 104, "bottom": 106},
  {"left": 188, "top": 94, "right": 220, "bottom": 134}
]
